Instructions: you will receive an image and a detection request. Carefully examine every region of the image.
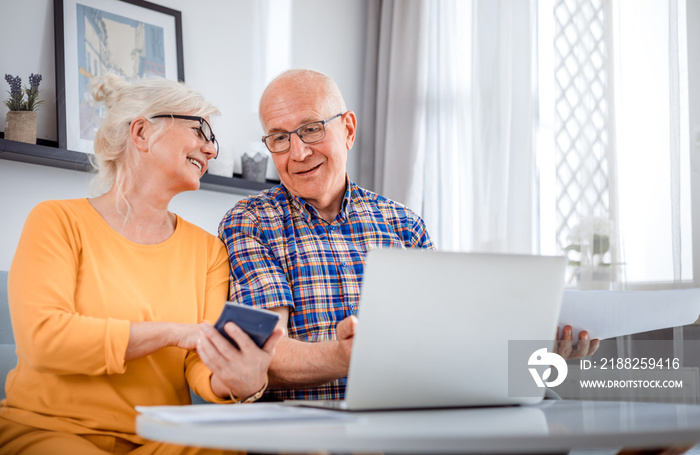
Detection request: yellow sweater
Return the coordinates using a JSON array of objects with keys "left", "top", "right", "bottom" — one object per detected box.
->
[{"left": 1, "top": 199, "right": 229, "bottom": 443}]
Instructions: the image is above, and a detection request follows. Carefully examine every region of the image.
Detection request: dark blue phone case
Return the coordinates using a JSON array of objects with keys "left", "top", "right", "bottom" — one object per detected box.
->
[{"left": 214, "top": 302, "right": 280, "bottom": 348}]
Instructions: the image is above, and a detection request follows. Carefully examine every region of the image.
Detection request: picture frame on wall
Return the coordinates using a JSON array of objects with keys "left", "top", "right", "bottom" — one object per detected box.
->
[{"left": 54, "top": 0, "right": 184, "bottom": 155}]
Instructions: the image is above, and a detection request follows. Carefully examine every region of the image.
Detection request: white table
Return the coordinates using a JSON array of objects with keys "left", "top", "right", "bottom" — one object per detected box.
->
[{"left": 137, "top": 400, "right": 700, "bottom": 454}]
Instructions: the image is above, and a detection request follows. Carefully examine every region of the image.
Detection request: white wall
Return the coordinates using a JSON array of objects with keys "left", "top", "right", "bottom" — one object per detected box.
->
[{"left": 0, "top": 0, "right": 369, "bottom": 271}]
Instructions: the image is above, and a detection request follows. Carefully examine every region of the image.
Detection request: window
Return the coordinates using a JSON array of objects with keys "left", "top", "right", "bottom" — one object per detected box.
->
[{"left": 538, "top": 0, "right": 694, "bottom": 288}]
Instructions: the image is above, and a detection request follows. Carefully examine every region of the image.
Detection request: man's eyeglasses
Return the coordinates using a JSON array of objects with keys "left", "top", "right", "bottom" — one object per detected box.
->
[
  {"left": 152, "top": 114, "right": 219, "bottom": 159},
  {"left": 261, "top": 113, "right": 344, "bottom": 154}
]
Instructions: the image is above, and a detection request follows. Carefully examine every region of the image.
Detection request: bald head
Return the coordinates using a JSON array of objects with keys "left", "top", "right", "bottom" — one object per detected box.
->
[
  {"left": 259, "top": 69, "right": 347, "bottom": 129},
  {"left": 256, "top": 69, "right": 357, "bottom": 221}
]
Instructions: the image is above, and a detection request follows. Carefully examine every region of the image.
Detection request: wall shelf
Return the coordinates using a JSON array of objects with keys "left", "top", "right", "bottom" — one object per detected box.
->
[{"left": 0, "top": 136, "right": 277, "bottom": 196}]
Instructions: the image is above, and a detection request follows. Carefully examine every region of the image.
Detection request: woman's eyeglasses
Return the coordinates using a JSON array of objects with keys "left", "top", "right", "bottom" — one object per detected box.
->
[{"left": 152, "top": 114, "right": 219, "bottom": 158}]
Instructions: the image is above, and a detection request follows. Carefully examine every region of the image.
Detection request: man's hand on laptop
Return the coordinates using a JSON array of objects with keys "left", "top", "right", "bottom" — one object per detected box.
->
[
  {"left": 264, "top": 308, "right": 360, "bottom": 389},
  {"left": 555, "top": 325, "right": 600, "bottom": 360},
  {"left": 336, "top": 315, "right": 358, "bottom": 369}
]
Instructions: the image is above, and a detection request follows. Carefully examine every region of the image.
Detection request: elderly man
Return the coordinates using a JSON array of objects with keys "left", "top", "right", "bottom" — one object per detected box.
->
[
  {"left": 218, "top": 69, "right": 433, "bottom": 401},
  {"left": 218, "top": 69, "right": 595, "bottom": 401}
]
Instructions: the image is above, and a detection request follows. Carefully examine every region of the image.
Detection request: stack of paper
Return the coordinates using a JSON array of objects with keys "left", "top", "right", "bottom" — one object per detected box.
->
[{"left": 136, "top": 403, "right": 351, "bottom": 424}]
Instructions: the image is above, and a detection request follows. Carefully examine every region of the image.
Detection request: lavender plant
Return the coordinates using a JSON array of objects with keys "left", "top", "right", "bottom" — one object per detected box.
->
[{"left": 4, "top": 73, "right": 43, "bottom": 111}]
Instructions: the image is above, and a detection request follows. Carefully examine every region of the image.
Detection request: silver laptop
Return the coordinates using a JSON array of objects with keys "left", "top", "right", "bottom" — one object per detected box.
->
[{"left": 288, "top": 248, "right": 567, "bottom": 411}]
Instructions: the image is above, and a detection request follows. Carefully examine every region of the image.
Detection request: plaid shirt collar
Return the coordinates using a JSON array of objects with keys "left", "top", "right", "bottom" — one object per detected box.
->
[{"left": 283, "top": 174, "right": 352, "bottom": 225}]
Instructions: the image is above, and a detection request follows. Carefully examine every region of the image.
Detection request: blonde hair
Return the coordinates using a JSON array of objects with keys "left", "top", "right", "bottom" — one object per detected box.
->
[
  {"left": 259, "top": 69, "right": 347, "bottom": 128},
  {"left": 89, "top": 74, "right": 219, "bottom": 199}
]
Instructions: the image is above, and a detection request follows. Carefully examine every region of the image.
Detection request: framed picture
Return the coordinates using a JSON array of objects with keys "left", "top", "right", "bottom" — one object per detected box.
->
[{"left": 54, "top": 0, "right": 184, "bottom": 154}]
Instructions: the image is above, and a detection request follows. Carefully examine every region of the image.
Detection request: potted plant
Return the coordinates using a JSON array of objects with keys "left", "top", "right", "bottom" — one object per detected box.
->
[
  {"left": 564, "top": 216, "right": 615, "bottom": 289},
  {"left": 3, "top": 73, "right": 43, "bottom": 144}
]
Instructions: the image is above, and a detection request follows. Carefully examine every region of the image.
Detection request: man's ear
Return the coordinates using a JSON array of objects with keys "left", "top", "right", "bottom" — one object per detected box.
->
[
  {"left": 343, "top": 111, "right": 357, "bottom": 150},
  {"left": 130, "top": 117, "right": 150, "bottom": 153}
]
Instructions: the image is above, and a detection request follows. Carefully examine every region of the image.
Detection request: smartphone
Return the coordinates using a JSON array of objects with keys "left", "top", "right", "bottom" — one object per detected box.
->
[{"left": 214, "top": 302, "right": 280, "bottom": 349}]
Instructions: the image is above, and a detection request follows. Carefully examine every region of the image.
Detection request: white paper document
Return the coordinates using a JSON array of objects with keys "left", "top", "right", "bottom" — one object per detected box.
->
[
  {"left": 136, "top": 403, "right": 350, "bottom": 424},
  {"left": 558, "top": 288, "right": 700, "bottom": 340}
]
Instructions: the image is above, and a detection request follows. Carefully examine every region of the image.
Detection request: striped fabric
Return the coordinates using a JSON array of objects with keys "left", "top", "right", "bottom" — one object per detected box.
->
[{"left": 218, "top": 179, "right": 435, "bottom": 400}]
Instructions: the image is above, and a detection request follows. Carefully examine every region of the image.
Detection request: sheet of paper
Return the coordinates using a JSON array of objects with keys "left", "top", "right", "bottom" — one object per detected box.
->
[
  {"left": 136, "top": 402, "right": 351, "bottom": 424},
  {"left": 558, "top": 288, "right": 700, "bottom": 340}
]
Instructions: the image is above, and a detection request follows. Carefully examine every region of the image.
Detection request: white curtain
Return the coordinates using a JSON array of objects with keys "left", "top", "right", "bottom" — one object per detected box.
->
[
  {"left": 611, "top": 0, "right": 691, "bottom": 285},
  {"left": 667, "top": 0, "right": 687, "bottom": 283},
  {"left": 359, "top": 0, "right": 538, "bottom": 253}
]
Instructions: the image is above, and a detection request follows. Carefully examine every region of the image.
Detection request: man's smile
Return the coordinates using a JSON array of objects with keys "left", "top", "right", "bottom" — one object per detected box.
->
[{"left": 294, "top": 163, "right": 322, "bottom": 175}]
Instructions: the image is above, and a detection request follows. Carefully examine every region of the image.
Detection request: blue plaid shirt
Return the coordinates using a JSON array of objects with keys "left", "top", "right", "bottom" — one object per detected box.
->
[{"left": 218, "top": 178, "right": 435, "bottom": 400}]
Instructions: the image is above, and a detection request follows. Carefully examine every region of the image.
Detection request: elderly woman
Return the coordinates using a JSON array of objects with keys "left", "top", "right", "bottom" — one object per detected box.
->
[{"left": 0, "top": 74, "right": 282, "bottom": 454}]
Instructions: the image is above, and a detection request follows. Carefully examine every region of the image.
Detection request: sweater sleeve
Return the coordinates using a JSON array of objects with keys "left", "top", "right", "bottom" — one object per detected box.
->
[
  {"left": 8, "top": 201, "right": 131, "bottom": 376},
  {"left": 184, "top": 236, "right": 231, "bottom": 403}
]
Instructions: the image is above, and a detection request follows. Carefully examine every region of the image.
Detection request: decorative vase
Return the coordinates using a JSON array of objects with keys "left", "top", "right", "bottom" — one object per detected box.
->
[
  {"left": 241, "top": 152, "right": 268, "bottom": 182},
  {"left": 4, "top": 111, "right": 37, "bottom": 144}
]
